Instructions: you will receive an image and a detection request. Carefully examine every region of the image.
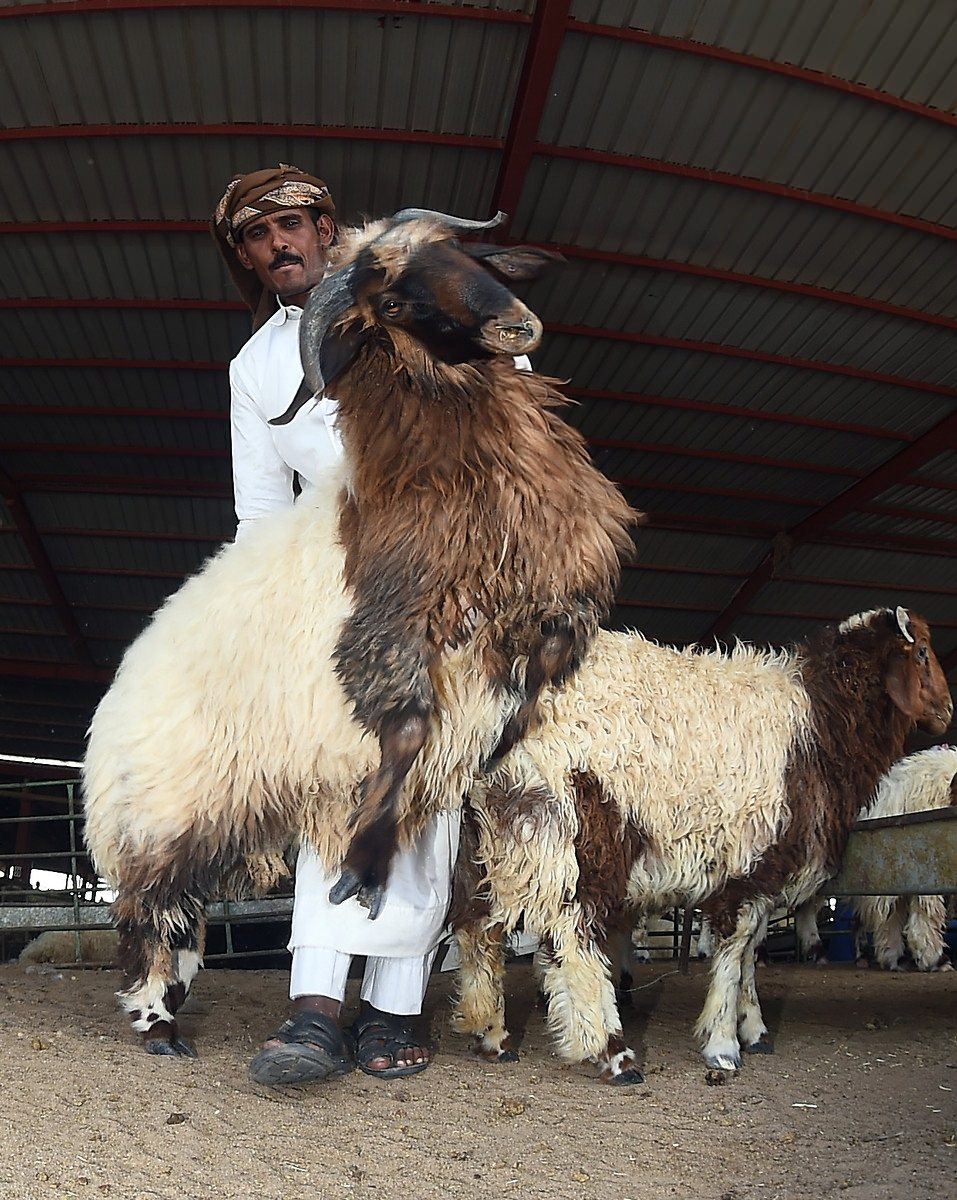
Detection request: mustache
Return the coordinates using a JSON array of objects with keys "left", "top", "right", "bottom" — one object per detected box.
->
[{"left": 269, "top": 251, "right": 304, "bottom": 270}]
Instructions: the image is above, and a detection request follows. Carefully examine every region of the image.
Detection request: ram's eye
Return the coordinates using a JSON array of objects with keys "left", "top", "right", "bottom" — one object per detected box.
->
[
  {"left": 379, "top": 297, "right": 403, "bottom": 318},
  {"left": 916, "top": 644, "right": 928, "bottom": 663}
]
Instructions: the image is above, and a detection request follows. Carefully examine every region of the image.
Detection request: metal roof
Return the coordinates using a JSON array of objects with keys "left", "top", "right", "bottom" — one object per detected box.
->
[{"left": 0, "top": 0, "right": 954, "bottom": 772}]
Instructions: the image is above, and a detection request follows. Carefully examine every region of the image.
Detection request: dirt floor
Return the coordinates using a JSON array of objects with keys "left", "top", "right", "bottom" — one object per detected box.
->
[{"left": 0, "top": 957, "right": 953, "bottom": 1200}]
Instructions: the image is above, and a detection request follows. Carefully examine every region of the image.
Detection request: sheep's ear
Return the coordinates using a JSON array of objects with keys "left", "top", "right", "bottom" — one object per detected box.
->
[
  {"left": 464, "top": 243, "right": 565, "bottom": 281},
  {"left": 884, "top": 655, "right": 923, "bottom": 720},
  {"left": 895, "top": 605, "right": 915, "bottom": 642}
]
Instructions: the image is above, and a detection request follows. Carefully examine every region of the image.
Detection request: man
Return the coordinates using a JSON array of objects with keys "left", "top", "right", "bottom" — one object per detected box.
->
[{"left": 212, "top": 164, "right": 456, "bottom": 1083}]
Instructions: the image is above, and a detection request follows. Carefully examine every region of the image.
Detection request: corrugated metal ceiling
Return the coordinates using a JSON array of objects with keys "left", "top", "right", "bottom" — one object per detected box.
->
[{"left": 0, "top": 0, "right": 954, "bottom": 772}]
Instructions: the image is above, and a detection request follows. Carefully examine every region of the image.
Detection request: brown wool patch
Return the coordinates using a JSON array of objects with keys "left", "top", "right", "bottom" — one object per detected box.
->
[{"left": 571, "top": 770, "right": 645, "bottom": 932}]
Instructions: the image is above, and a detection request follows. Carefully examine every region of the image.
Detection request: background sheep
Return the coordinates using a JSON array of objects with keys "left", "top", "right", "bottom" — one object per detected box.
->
[
  {"left": 452, "top": 607, "right": 951, "bottom": 1084},
  {"left": 798, "top": 746, "right": 957, "bottom": 972},
  {"left": 83, "top": 210, "right": 634, "bottom": 1058},
  {"left": 19, "top": 929, "right": 118, "bottom": 967}
]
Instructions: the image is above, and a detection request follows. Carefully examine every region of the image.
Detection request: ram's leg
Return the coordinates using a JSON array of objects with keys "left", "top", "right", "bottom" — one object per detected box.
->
[
  {"left": 737, "top": 910, "right": 773, "bottom": 1054},
  {"left": 113, "top": 888, "right": 206, "bottom": 1057},
  {"left": 450, "top": 922, "right": 517, "bottom": 1062},
  {"left": 904, "top": 895, "right": 952, "bottom": 971},
  {"left": 486, "top": 624, "right": 576, "bottom": 767},
  {"left": 329, "top": 703, "right": 429, "bottom": 916},
  {"left": 695, "top": 900, "right": 767, "bottom": 1071}
]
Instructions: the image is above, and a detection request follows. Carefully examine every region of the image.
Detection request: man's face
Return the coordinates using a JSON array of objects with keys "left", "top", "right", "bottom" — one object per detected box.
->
[{"left": 234, "top": 208, "right": 334, "bottom": 306}]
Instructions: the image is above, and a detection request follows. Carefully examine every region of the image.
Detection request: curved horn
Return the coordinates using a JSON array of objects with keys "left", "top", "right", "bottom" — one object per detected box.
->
[
  {"left": 267, "top": 265, "right": 357, "bottom": 427},
  {"left": 299, "top": 264, "right": 357, "bottom": 393},
  {"left": 895, "top": 605, "right": 915, "bottom": 643},
  {"left": 389, "top": 208, "right": 507, "bottom": 232}
]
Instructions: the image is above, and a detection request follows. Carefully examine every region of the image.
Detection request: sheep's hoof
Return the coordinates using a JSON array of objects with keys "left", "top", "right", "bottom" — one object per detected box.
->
[
  {"left": 743, "top": 1036, "right": 774, "bottom": 1056},
  {"left": 145, "top": 1036, "right": 198, "bottom": 1058},
  {"left": 606, "top": 1066, "right": 644, "bottom": 1086},
  {"left": 703, "top": 1052, "right": 739, "bottom": 1072}
]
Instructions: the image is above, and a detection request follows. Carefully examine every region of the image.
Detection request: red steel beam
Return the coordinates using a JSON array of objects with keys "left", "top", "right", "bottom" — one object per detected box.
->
[
  {"left": 706, "top": 408, "right": 957, "bottom": 639},
  {"left": 4, "top": 1, "right": 956, "bottom": 139},
  {"left": 6, "top": 243, "right": 957, "bottom": 337},
  {"left": 3, "top": 441, "right": 227, "bottom": 460},
  {"left": 17, "top": 473, "right": 231, "bottom": 499},
  {"left": 0, "top": 470, "right": 93, "bottom": 666},
  {"left": 573, "top": 388, "right": 909, "bottom": 443},
  {"left": 0, "top": 388, "right": 908, "bottom": 443},
  {"left": 1, "top": 132, "right": 955, "bottom": 243},
  {"left": 0, "top": 0, "right": 528, "bottom": 21},
  {"left": 492, "top": 0, "right": 570, "bottom": 226},
  {"left": 9, "top": 318, "right": 957, "bottom": 400},
  {"left": 552, "top": 325, "right": 957, "bottom": 401},
  {"left": 643, "top": 511, "right": 956, "bottom": 559},
  {"left": 576, "top": 22, "right": 957, "bottom": 133},
  {"left": 540, "top": 144, "right": 957, "bottom": 244},
  {"left": 6, "top": 1, "right": 957, "bottom": 141},
  {"left": 553, "top": 247, "right": 957, "bottom": 335},
  {"left": 0, "top": 123, "right": 498, "bottom": 150}
]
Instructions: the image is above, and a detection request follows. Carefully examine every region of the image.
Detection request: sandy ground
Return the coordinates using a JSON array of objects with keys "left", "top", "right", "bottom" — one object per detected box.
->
[{"left": 0, "top": 958, "right": 953, "bottom": 1200}]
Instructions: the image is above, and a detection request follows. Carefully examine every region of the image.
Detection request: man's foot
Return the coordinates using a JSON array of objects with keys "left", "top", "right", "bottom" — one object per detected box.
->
[
  {"left": 248, "top": 1009, "right": 355, "bottom": 1085},
  {"left": 351, "top": 1004, "right": 431, "bottom": 1078}
]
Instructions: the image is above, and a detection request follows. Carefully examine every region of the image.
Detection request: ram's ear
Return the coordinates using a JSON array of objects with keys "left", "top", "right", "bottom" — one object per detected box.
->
[{"left": 464, "top": 243, "right": 565, "bottom": 282}]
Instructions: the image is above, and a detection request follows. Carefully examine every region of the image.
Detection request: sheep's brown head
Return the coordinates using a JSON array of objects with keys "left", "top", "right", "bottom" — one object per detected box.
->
[
  {"left": 271, "top": 209, "right": 563, "bottom": 424},
  {"left": 837, "top": 606, "right": 953, "bottom": 735}
]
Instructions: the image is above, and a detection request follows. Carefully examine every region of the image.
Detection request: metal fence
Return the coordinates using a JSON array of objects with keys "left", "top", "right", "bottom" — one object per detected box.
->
[{"left": 0, "top": 775, "right": 294, "bottom": 966}]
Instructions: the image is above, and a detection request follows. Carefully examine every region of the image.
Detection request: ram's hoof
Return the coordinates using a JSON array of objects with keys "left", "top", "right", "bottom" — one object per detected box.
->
[
  {"left": 145, "top": 1036, "right": 198, "bottom": 1058},
  {"left": 329, "top": 871, "right": 384, "bottom": 919},
  {"left": 356, "top": 884, "right": 385, "bottom": 920},
  {"left": 328, "top": 868, "right": 363, "bottom": 906}
]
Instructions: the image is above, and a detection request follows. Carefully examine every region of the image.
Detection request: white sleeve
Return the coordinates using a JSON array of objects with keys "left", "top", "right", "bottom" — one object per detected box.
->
[
  {"left": 513, "top": 354, "right": 532, "bottom": 372},
  {"left": 230, "top": 357, "right": 296, "bottom": 541}
]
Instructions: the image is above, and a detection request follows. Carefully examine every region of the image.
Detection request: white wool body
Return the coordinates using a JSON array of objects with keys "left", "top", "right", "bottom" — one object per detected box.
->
[
  {"left": 83, "top": 465, "right": 507, "bottom": 888},
  {"left": 476, "top": 630, "right": 813, "bottom": 935}
]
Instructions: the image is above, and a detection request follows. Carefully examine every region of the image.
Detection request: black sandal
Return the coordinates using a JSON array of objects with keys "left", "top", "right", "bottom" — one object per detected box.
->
[
  {"left": 248, "top": 1010, "right": 356, "bottom": 1085},
  {"left": 351, "top": 1010, "right": 431, "bottom": 1079}
]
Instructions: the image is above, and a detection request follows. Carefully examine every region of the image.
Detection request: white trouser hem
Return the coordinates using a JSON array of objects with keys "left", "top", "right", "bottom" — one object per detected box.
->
[{"left": 290, "top": 944, "right": 439, "bottom": 1015}]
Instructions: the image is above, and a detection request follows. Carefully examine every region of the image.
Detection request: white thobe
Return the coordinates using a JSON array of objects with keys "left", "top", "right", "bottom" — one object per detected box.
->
[{"left": 230, "top": 304, "right": 475, "bottom": 1010}]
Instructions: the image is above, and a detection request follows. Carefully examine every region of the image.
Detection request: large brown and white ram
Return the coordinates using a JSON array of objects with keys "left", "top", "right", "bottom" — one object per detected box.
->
[
  {"left": 452, "top": 607, "right": 952, "bottom": 1083},
  {"left": 83, "top": 210, "right": 635, "bottom": 1057}
]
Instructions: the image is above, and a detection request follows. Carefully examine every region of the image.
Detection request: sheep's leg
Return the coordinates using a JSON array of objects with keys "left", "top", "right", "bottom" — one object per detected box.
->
[
  {"left": 695, "top": 900, "right": 768, "bottom": 1071},
  {"left": 737, "top": 911, "right": 773, "bottom": 1054},
  {"left": 870, "top": 897, "right": 907, "bottom": 969},
  {"left": 794, "top": 898, "right": 826, "bottom": 963},
  {"left": 112, "top": 889, "right": 206, "bottom": 1057},
  {"left": 450, "top": 922, "right": 518, "bottom": 1062},
  {"left": 904, "top": 895, "right": 951, "bottom": 971},
  {"left": 486, "top": 625, "right": 576, "bottom": 767},
  {"left": 539, "top": 918, "right": 641, "bottom": 1084},
  {"left": 695, "top": 914, "right": 714, "bottom": 960},
  {"left": 329, "top": 703, "right": 429, "bottom": 916}
]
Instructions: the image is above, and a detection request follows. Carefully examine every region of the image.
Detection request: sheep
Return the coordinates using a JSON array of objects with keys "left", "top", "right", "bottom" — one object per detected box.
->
[
  {"left": 452, "top": 607, "right": 952, "bottom": 1083},
  {"left": 19, "top": 929, "right": 118, "bottom": 967},
  {"left": 83, "top": 209, "right": 635, "bottom": 1057},
  {"left": 798, "top": 745, "right": 957, "bottom": 972}
]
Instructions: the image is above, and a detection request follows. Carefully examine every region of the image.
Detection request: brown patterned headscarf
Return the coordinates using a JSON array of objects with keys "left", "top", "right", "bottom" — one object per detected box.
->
[{"left": 211, "top": 163, "right": 336, "bottom": 332}]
